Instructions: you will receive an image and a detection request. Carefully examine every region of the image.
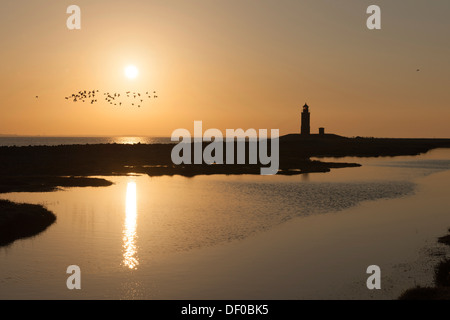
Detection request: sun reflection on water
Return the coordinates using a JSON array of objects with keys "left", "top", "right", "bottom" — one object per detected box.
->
[
  {"left": 122, "top": 182, "right": 139, "bottom": 269},
  {"left": 114, "top": 137, "right": 144, "bottom": 145}
]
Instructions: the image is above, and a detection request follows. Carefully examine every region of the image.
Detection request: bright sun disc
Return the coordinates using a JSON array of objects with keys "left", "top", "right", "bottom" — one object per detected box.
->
[{"left": 125, "top": 65, "right": 139, "bottom": 79}]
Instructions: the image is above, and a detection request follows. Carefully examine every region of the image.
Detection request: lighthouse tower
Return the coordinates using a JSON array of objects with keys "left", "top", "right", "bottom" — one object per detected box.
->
[{"left": 301, "top": 103, "right": 310, "bottom": 135}]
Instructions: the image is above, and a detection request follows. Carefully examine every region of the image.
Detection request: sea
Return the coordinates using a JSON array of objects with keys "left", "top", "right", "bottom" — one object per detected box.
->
[
  {"left": 1, "top": 138, "right": 450, "bottom": 300},
  {"left": 0, "top": 136, "right": 174, "bottom": 147}
]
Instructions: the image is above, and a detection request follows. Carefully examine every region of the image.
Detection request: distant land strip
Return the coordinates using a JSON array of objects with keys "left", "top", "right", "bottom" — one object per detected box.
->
[{"left": 0, "top": 136, "right": 449, "bottom": 179}]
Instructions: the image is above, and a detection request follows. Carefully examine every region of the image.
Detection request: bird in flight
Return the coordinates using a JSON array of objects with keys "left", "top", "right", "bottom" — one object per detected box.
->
[{"left": 63, "top": 89, "right": 158, "bottom": 108}]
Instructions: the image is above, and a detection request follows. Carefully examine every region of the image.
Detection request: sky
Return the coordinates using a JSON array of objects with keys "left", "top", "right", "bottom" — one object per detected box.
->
[{"left": 0, "top": 0, "right": 449, "bottom": 138}]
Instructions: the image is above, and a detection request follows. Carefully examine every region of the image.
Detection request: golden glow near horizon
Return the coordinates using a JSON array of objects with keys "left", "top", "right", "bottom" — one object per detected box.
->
[
  {"left": 123, "top": 181, "right": 139, "bottom": 270},
  {"left": 114, "top": 136, "right": 145, "bottom": 145}
]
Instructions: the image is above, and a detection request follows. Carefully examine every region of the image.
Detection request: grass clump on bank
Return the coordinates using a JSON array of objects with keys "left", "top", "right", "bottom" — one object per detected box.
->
[
  {"left": 399, "top": 228, "right": 450, "bottom": 300},
  {"left": 0, "top": 199, "right": 56, "bottom": 246},
  {"left": 0, "top": 176, "right": 113, "bottom": 193},
  {"left": 438, "top": 230, "right": 450, "bottom": 246}
]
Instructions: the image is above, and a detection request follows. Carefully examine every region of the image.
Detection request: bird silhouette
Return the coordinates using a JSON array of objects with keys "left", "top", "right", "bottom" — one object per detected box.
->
[{"left": 64, "top": 89, "right": 158, "bottom": 107}]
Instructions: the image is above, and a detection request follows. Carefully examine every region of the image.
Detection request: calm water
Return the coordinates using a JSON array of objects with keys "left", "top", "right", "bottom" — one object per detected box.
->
[
  {"left": 1, "top": 149, "right": 450, "bottom": 299},
  {"left": 0, "top": 136, "right": 173, "bottom": 146}
]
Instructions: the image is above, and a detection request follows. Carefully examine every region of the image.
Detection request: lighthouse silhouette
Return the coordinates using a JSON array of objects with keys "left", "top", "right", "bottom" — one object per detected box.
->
[{"left": 301, "top": 103, "right": 310, "bottom": 135}]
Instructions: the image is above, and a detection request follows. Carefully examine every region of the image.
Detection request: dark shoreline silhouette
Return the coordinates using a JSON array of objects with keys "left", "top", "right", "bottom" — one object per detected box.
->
[
  {"left": 0, "top": 200, "right": 56, "bottom": 247},
  {"left": 399, "top": 228, "right": 450, "bottom": 300},
  {"left": 0, "top": 136, "right": 450, "bottom": 181}
]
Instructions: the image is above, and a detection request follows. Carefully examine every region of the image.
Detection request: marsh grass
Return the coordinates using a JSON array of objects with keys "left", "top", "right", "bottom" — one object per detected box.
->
[
  {"left": 0, "top": 199, "right": 56, "bottom": 246},
  {"left": 399, "top": 229, "right": 450, "bottom": 300}
]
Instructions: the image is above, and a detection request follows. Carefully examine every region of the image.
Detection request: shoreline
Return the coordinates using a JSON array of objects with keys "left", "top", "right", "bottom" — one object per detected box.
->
[
  {"left": 399, "top": 228, "right": 450, "bottom": 300},
  {"left": 1, "top": 137, "right": 449, "bottom": 179},
  {"left": 1, "top": 139, "right": 450, "bottom": 288},
  {"left": 0, "top": 138, "right": 447, "bottom": 247},
  {"left": 0, "top": 177, "right": 113, "bottom": 246},
  {"left": 0, "top": 176, "right": 113, "bottom": 194}
]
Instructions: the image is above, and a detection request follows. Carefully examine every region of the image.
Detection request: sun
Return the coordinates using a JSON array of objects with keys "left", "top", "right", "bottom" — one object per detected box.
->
[{"left": 125, "top": 65, "right": 139, "bottom": 79}]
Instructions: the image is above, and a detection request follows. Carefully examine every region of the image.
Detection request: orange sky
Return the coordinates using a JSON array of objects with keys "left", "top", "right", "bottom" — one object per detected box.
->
[{"left": 1, "top": 0, "right": 449, "bottom": 138}]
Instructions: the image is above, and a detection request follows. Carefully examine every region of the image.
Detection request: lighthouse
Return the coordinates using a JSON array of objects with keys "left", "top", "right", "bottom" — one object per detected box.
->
[{"left": 301, "top": 103, "right": 310, "bottom": 135}]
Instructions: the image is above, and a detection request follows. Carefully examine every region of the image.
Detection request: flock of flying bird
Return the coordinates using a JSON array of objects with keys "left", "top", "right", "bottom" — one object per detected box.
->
[
  {"left": 35, "top": 90, "right": 158, "bottom": 108},
  {"left": 62, "top": 90, "right": 158, "bottom": 107}
]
